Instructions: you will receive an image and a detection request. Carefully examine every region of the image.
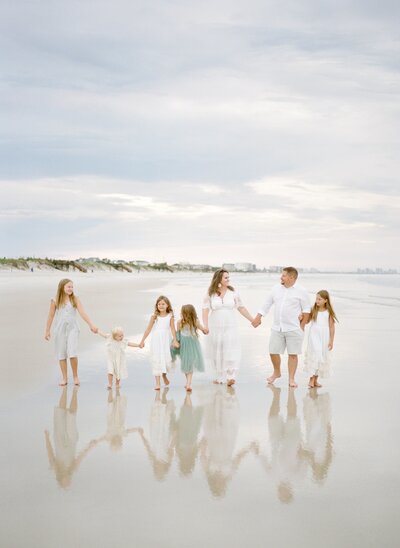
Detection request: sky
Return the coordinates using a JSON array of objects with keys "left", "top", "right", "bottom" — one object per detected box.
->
[{"left": 1, "top": 0, "right": 399, "bottom": 270}]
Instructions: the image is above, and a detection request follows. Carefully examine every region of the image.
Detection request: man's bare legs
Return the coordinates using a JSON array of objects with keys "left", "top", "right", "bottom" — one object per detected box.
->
[
  {"left": 288, "top": 354, "right": 298, "bottom": 387},
  {"left": 267, "top": 354, "right": 281, "bottom": 384}
]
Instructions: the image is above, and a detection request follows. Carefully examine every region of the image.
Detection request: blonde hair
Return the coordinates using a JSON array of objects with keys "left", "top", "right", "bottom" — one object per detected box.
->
[
  {"left": 153, "top": 295, "right": 173, "bottom": 316},
  {"left": 310, "top": 290, "right": 338, "bottom": 323},
  {"left": 208, "top": 269, "right": 234, "bottom": 297},
  {"left": 111, "top": 326, "right": 124, "bottom": 340},
  {"left": 180, "top": 304, "right": 199, "bottom": 337},
  {"left": 55, "top": 278, "right": 77, "bottom": 309}
]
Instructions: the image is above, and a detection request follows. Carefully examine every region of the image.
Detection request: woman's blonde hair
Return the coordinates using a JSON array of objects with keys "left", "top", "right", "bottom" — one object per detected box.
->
[
  {"left": 208, "top": 269, "right": 234, "bottom": 297},
  {"left": 180, "top": 304, "right": 199, "bottom": 337},
  {"left": 55, "top": 278, "right": 77, "bottom": 309},
  {"left": 154, "top": 295, "right": 173, "bottom": 316},
  {"left": 111, "top": 326, "right": 124, "bottom": 340},
  {"left": 310, "top": 290, "right": 338, "bottom": 323}
]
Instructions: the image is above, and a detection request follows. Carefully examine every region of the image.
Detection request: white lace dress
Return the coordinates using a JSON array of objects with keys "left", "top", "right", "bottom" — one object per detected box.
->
[
  {"left": 203, "top": 290, "right": 242, "bottom": 382},
  {"left": 304, "top": 310, "right": 331, "bottom": 378},
  {"left": 105, "top": 336, "right": 128, "bottom": 380},
  {"left": 150, "top": 313, "right": 173, "bottom": 375}
]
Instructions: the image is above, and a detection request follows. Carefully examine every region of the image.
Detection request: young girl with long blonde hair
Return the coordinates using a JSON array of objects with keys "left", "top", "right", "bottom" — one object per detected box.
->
[
  {"left": 304, "top": 290, "right": 338, "bottom": 388},
  {"left": 140, "top": 296, "right": 179, "bottom": 390},
  {"left": 172, "top": 304, "right": 206, "bottom": 391},
  {"left": 45, "top": 279, "right": 98, "bottom": 386}
]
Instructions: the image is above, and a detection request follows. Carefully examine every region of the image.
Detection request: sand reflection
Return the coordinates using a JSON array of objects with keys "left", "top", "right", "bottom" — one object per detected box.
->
[
  {"left": 44, "top": 386, "right": 97, "bottom": 489},
  {"left": 199, "top": 385, "right": 257, "bottom": 498},
  {"left": 256, "top": 386, "right": 307, "bottom": 503},
  {"left": 175, "top": 393, "right": 204, "bottom": 477},
  {"left": 137, "top": 388, "right": 176, "bottom": 481},
  {"left": 303, "top": 391, "right": 333, "bottom": 484}
]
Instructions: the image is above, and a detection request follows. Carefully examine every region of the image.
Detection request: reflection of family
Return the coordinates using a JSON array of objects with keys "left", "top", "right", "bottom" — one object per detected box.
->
[{"left": 45, "top": 266, "right": 337, "bottom": 389}]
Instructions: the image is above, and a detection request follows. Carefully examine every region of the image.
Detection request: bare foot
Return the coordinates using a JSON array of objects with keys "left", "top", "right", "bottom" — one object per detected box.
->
[
  {"left": 59, "top": 380, "right": 68, "bottom": 386},
  {"left": 314, "top": 382, "right": 322, "bottom": 387},
  {"left": 162, "top": 373, "right": 170, "bottom": 386},
  {"left": 227, "top": 379, "right": 235, "bottom": 387},
  {"left": 154, "top": 387, "right": 160, "bottom": 391},
  {"left": 107, "top": 385, "right": 112, "bottom": 390},
  {"left": 116, "top": 380, "right": 120, "bottom": 388},
  {"left": 289, "top": 380, "right": 298, "bottom": 388},
  {"left": 186, "top": 386, "right": 192, "bottom": 392},
  {"left": 213, "top": 380, "right": 223, "bottom": 384},
  {"left": 308, "top": 383, "right": 314, "bottom": 388},
  {"left": 73, "top": 377, "right": 80, "bottom": 386},
  {"left": 267, "top": 374, "right": 281, "bottom": 384}
]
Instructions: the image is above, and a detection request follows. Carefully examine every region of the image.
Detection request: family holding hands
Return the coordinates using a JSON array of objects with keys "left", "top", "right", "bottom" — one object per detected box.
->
[{"left": 45, "top": 267, "right": 337, "bottom": 391}]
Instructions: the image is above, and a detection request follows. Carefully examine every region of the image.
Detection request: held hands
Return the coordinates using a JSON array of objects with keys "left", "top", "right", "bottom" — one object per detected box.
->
[
  {"left": 90, "top": 325, "right": 98, "bottom": 334},
  {"left": 172, "top": 339, "right": 180, "bottom": 349},
  {"left": 251, "top": 315, "right": 262, "bottom": 328},
  {"left": 203, "top": 327, "right": 209, "bottom": 335},
  {"left": 139, "top": 341, "right": 145, "bottom": 349}
]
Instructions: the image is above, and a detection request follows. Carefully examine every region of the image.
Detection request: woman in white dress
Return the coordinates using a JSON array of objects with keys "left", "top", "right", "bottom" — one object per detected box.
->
[{"left": 202, "top": 269, "right": 254, "bottom": 385}]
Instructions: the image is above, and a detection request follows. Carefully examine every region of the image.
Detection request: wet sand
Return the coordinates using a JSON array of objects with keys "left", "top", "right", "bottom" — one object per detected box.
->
[{"left": 1, "top": 271, "right": 399, "bottom": 547}]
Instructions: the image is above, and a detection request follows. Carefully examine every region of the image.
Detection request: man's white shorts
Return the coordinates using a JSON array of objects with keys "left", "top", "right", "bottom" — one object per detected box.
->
[{"left": 269, "top": 328, "right": 304, "bottom": 355}]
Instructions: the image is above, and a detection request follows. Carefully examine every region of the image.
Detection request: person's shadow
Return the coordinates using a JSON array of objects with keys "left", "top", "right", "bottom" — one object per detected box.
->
[
  {"left": 302, "top": 390, "right": 333, "bottom": 484},
  {"left": 136, "top": 388, "right": 177, "bottom": 482},
  {"left": 44, "top": 386, "right": 97, "bottom": 489},
  {"left": 199, "top": 385, "right": 258, "bottom": 498},
  {"left": 256, "top": 386, "right": 308, "bottom": 503}
]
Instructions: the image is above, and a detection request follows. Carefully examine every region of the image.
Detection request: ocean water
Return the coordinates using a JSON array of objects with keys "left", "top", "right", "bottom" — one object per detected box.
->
[{"left": 1, "top": 272, "right": 399, "bottom": 547}]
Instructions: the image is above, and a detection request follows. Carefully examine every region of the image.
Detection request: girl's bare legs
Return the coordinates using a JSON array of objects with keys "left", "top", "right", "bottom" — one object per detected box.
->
[
  {"left": 107, "top": 374, "right": 113, "bottom": 389},
  {"left": 155, "top": 375, "right": 161, "bottom": 390},
  {"left": 70, "top": 357, "right": 79, "bottom": 385},
  {"left": 314, "top": 375, "right": 322, "bottom": 388},
  {"left": 162, "top": 372, "right": 170, "bottom": 386},
  {"left": 185, "top": 372, "right": 193, "bottom": 391},
  {"left": 288, "top": 355, "right": 298, "bottom": 388},
  {"left": 59, "top": 359, "right": 68, "bottom": 386}
]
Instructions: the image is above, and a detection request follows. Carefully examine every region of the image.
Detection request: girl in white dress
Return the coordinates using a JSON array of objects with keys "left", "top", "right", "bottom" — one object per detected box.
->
[
  {"left": 97, "top": 327, "right": 141, "bottom": 389},
  {"left": 202, "top": 269, "right": 254, "bottom": 385},
  {"left": 140, "top": 296, "right": 179, "bottom": 390},
  {"left": 45, "top": 279, "right": 98, "bottom": 386},
  {"left": 304, "top": 290, "right": 338, "bottom": 388}
]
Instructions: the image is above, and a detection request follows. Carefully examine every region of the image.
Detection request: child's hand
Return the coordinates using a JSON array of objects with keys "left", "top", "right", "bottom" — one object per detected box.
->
[
  {"left": 203, "top": 327, "right": 209, "bottom": 335},
  {"left": 172, "top": 339, "right": 180, "bottom": 348},
  {"left": 298, "top": 313, "right": 304, "bottom": 322},
  {"left": 90, "top": 325, "right": 98, "bottom": 334},
  {"left": 139, "top": 341, "right": 145, "bottom": 349},
  {"left": 44, "top": 331, "right": 51, "bottom": 340}
]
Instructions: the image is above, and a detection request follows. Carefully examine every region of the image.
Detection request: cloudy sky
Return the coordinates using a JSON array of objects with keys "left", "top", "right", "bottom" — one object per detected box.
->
[{"left": 1, "top": 0, "right": 399, "bottom": 269}]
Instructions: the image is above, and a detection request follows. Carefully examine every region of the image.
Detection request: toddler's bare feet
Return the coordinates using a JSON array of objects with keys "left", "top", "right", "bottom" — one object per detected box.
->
[
  {"left": 289, "top": 380, "right": 298, "bottom": 388},
  {"left": 227, "top": 379, "right": 235, "bottom": 387},
  {"left": 267, "top": 374, "right": 281, "bottom": 384},
  {"left": 162, "top": 373, "right": 170, "bottom": 386},
  {"left": 314, "top": 382, "right": 322, "bottom": 387}
]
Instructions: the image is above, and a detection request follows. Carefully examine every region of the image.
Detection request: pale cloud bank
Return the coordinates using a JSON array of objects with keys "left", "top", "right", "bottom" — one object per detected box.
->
[{"left": 0, "top": 1, "right": 399, "bottom": 268}]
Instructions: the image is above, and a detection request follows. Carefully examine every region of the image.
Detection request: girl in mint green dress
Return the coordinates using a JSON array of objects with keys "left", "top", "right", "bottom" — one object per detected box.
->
[{"left": 173, "top": 305, "right": 206, "bottom": 392}]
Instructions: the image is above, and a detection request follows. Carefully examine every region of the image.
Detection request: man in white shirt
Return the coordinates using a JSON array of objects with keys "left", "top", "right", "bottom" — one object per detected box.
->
[{"left": 252, "top": 267, "right": 311, "bottom": 387}]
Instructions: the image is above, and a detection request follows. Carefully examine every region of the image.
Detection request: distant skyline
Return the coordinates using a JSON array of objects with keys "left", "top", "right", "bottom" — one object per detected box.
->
[{"left": 1, "top": 1, "right": 399, "bottom": 269}]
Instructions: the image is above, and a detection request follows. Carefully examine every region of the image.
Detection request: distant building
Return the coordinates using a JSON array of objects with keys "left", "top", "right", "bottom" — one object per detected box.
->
[
  {"left": 222, "top": 263, "right": 235, "bottom": 271},
  {"left": 234, "top": 263, "right": 256, "bottom": 272}
]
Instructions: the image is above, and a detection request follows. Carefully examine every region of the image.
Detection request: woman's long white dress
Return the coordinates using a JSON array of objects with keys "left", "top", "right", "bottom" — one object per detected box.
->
[{"left": 203, "top": 290, "right": 242, "bottom": 382}]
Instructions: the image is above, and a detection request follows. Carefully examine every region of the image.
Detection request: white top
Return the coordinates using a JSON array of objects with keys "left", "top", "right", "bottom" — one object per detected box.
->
[
  {"left": 202, "top": 290, "right": 243, "bottom": 311},
  {"left": 258, "top": 283, "right": 311, "bottom": 332}
]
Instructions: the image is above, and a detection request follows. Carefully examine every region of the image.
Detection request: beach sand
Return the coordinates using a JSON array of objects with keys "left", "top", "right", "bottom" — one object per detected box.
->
[{"left": 1, "top": 271, "right": 399, "bottom": 547}]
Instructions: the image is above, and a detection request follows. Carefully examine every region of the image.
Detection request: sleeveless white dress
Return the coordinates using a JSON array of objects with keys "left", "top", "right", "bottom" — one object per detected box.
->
[
  {"left": 53, "top": 301, "right": 80, "bottom": 360},
  {"left": 203, "top": 290, "right": 242, "bottom": 382},
  {"left": 150, "top": 313, "right": 173, "bottom": 375},
  {"left": 304, "top": 310, "right": 331, "bottom": 378}
]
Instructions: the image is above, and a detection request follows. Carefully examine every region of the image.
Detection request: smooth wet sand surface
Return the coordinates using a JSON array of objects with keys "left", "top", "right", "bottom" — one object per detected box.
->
[{"left": 1, "top": 271, "right": 399, "bottom": 547}]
